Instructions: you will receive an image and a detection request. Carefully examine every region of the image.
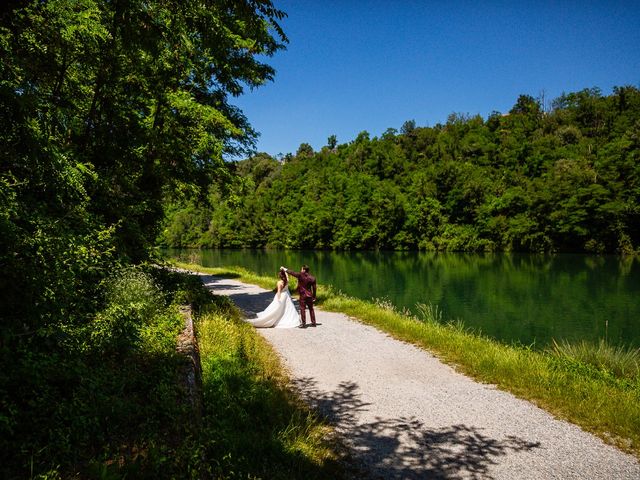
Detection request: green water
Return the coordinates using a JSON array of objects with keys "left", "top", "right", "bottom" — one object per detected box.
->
[{"left": 165, "top": 249, "right": 640, "bottom": 349}]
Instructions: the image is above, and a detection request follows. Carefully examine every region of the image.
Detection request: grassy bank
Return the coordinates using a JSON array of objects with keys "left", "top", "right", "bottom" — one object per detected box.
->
[
  {"left": 174, "top": 261, "right": 640, "bottom": 459},
  {"left": 2, "top": 266, "right": 348, "bottom": 479},
  {"left": 195, "top": 295, "right": 347, "bottom": 478}
]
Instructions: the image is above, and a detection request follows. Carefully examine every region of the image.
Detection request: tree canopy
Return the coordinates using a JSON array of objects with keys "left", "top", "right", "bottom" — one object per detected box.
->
[
  {"left": 161, "top": 86, "right": 640, "bottom": 254},
  {"left": 1, "top": 0, "right": 286, "bottom": 331},
  {"left": 1, "top": 2, "right": 286, "bottom": 474}
]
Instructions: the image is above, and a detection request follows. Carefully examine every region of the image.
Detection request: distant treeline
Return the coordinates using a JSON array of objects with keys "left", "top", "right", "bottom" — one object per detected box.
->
[{"left": 160, "top": 87, "right": 640, "bottom": 253}]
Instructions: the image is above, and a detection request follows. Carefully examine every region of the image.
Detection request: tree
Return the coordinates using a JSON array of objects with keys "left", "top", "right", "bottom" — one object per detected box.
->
[
  {"left": 401, "top": 119, "right": 417, "bottom": 135},
  {"left": 0, "top": 4, "right": 287, "bottom": 472},
  {"left": 510, "top": 94, "right": 542, "bottom": 116},
  {"left": 327, "top": 134, "right": 338, "bottom": 150},
  {"left": 0, "top": 0, "right": 286, "bottom": 472},
  {"left": 1, "top": 0, "right": 287, "bottom": 324},
  {"left": 296, "top": 142, "right": 314, "bottom": 158},
  {"left": 161, "top": 87, "right": 640, "bottom": 255}
]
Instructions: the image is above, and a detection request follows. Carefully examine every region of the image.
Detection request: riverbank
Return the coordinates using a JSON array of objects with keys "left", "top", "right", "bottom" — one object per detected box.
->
[
  {"left": 164, "top": 248, "right": 640, "bottom": 350},
  {"left": 174, "top": 261, "right": 640, "bottom": 459},
  {"left": 1, "top": 266, "right": 349, "bottom": 479},
  {"left": 193, "top": 293, "right": 350, "bottom": 478},
  {"left": 202, "top": 271, "right": 640, "bottom": 478}
]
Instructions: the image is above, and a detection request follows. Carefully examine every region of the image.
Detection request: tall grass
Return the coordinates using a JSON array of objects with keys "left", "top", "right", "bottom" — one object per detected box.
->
[
  {"left": 416, "top": 301, "right": 444, "bottom": 325},
  {"left": 172, "top": 261, "right": 640, "bottom": 458},
  {"left": 549, "top": 338, "right": 640, "bottom": 381},
  {"left": 195, "top": 297, "right": 348, "bottom": 479}
]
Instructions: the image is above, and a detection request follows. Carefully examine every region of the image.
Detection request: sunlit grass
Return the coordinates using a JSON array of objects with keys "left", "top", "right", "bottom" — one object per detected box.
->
[
  {"left": 195, "top": 296, "right": 347, "bottom": 479},
  {"left": 173, "top": 260, "right": 640, "bottom": 458},
  {"left": 548, "top": 338, "right": 640, "bottom": 380},
  {"left": 321, "top": 292, "right": 640, "bottom": 457}
]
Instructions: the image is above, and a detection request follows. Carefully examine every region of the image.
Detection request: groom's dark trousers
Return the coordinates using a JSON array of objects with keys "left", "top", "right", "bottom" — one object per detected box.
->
[
  {"left": 287, "top": 270, "right": 317, "bottom": 326},
  {"left": 299, "top": 296, "right": 316, "bottom": 326}
]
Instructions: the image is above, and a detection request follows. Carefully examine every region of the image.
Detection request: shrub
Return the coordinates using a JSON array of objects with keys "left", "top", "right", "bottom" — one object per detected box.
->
[
  {"left": 549, "top": 338, "right": 640, "bottom": 381},
  {"left": 90, "top": 267, "right": 166, "bottom": 355}
]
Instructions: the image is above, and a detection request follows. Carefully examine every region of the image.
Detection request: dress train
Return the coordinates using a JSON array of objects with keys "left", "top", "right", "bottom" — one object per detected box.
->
[{"left": 247, "top": 289, "right": 299, "bottom": 328}]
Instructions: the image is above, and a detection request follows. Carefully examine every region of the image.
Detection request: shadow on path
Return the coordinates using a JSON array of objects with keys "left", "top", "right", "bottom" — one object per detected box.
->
[
  {"left": 202, "top": 274, "right": 542, "bottom": 479},
  {"left": 202, "top": 275, "right": 298, "bottom": 317},
  {"left": 292, "top": 377, "right": 541, "bottom": 480}
]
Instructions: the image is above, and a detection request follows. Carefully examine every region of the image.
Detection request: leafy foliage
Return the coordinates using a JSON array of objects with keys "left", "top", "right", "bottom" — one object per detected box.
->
[
  {"left": 161, "top": 87, "right": 640, "bottom": 254},
  {"left": 0, "top": 267, "right": 189, "bottom": 478},
  {"left": 1, "top": 0, "right": 286, "bottom": 326},
  {"left": 0, "top": 1, "right": 286, "bottom": 477}
]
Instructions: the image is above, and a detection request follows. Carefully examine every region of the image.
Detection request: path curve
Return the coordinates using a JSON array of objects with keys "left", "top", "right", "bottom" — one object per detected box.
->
[{"left": 202, "top": 274, "right": 640, "bottom": 479}]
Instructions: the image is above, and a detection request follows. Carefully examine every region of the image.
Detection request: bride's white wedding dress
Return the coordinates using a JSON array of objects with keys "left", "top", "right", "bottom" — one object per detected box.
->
[{"left": 247, "top": 288, "right": 300, "bottom": 328}]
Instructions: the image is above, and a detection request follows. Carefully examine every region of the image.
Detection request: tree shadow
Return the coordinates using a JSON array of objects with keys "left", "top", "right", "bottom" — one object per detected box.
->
[
  {"left": 2, "top": 341, "right": 200, "bottom": 479},
  {"left": 200, "top": 275, "right": 247, "bottom": 290},
  {"left": 198, "top": 353, "right": 351, "bottom": 479},
  {"left": 202, "top": 275, "right": 302, "bottom": 318},
  {"left": 291, "top": 377, "right": 541, "bottom": 479}
]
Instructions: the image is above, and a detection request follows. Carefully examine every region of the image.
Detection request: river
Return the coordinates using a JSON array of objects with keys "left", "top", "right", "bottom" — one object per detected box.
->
[{"left": 163, "top": 249, "right": 640, "bottom": 349}]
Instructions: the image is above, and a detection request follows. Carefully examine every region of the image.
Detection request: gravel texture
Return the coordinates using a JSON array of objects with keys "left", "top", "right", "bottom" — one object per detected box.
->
[{"left": 202, "top": 274, "right": 640, "bottom": 479}]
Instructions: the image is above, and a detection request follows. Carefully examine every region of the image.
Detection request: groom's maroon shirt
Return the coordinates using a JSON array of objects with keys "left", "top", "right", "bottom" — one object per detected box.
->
[{"left": 288, "top": 270, "right": 316, "bottom": 299}]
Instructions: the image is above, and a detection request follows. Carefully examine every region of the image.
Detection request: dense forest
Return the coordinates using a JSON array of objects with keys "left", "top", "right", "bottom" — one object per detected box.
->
[
  {"left": 161, "top": 87, "right": 640, "bottom": 254},
  {"left": 1, "top": 0, "right": 639, "bottom": 474},
  {"left": 0, "top": 0, "right": 286, "bottom": 476}
]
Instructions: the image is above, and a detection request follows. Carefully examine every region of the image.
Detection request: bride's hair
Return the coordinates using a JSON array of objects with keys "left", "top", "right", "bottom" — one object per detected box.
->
[{"left": 278, "top": 269, "right": 288, "bottom": 285}]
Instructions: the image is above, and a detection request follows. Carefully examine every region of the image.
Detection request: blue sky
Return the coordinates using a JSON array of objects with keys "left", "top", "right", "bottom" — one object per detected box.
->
[{"left": 235, "top": 1, "right": 640, "bottom": 157}]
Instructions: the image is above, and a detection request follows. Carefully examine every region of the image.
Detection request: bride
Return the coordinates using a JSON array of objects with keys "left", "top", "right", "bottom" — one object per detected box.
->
[{"left": 247, "top": 269, "right": 299, "bottom": 328}]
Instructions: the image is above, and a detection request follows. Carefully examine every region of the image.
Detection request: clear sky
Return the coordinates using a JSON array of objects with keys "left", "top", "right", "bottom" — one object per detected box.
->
[{"left": 234, "top": 0, "right": 640, "bottom": 157}]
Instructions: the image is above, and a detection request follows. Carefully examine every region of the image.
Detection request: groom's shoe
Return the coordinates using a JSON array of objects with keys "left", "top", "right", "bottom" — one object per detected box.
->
[
  {"left": 298, "top": 324, "right": 307, "bottom": 329},
  {"left": 310, "top": 323, "right": 317, "bottom": 327}
]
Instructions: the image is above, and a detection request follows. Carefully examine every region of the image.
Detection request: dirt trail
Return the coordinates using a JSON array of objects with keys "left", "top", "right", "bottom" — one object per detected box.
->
[{"left": 202, "top": 273, "right": 640, "bottom": 479}]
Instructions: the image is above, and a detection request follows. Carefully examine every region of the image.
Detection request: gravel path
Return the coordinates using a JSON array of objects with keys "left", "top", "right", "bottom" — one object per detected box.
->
[{"left": 202, "top": 274, "right": 640, "bottom": 479}]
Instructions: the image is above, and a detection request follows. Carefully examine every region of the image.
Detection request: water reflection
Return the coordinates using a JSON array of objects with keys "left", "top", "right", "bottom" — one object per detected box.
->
[{"left": 165, "top": 249, "right": 640, "bottom": 349}]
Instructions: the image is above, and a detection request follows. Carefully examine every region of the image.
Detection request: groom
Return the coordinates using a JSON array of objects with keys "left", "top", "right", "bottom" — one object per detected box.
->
[{"left": 281, "top": 265, "right": 317, "bottom": 328}]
